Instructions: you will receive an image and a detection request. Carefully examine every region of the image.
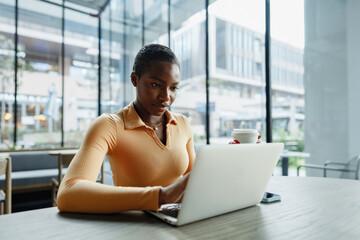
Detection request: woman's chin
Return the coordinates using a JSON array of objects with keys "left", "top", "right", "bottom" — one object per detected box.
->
[{"left": 152, "top": 106, "right": 168, "bottom": 115}]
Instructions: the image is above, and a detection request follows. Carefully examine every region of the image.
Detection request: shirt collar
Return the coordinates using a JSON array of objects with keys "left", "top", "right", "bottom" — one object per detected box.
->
[{"left": 123, "top": 102, "right": 178, "bottom": 130}]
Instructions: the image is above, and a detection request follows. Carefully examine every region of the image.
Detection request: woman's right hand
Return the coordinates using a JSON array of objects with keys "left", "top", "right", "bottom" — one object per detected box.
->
[{"left": 158, "top": 173, "right": 190, "bottom": 207}]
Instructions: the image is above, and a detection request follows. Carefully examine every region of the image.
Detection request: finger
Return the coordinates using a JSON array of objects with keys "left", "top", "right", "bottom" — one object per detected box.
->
[{"left": 175, "top": 191, "right": 185, "bottom": 203}]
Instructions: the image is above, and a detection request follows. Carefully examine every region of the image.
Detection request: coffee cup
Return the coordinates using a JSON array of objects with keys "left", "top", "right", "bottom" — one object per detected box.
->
[{"left": 232, "top": 129, "right": 260, "bottom": 144}]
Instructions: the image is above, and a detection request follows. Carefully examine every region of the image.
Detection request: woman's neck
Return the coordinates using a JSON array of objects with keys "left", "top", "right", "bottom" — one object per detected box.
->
[{"left": 133, "top": 101, "right": 164, "bottom": 125}]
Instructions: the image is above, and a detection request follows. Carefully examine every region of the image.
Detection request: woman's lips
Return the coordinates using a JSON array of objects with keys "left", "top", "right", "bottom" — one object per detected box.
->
[{"left": 154, "top": 104, "right": 169, "bottom": 112}]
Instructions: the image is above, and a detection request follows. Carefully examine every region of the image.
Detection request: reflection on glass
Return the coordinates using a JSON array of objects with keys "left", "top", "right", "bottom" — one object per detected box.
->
[
  {"left": 144, "top": 0, "right": 169, "bottom": 46},
  {"left": 101, "top": 5, "right": 124, "bottom": 114},
  {"left": 17, "top": 0, "right": 62, "bottom": 149},
  {"left": 122, "top": 0, "right": 142, "bottom": 107},
  {"left": 208, "top": 0, "right": 266, "bottom": 144},
  {"left": 0, "top": 0, "right": 15, "bottom": 149},
  {"left": 64, "top": 10, "right": 98, "bottom": 147},
  {"left": 170, "top": 0, "right": 207, "bottom": 145}
]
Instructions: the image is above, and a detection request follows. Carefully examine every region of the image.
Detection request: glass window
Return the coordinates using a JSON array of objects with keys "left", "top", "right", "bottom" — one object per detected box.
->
[
  {"left": 144, "top": 0, "right": 169, "bottom": 46},
  {"left": 243, "top": 58, "right": 248, "bottom": 76},
  {"left": 100, "top": 1, "right": 124, "bottom": 114},
  {"left": 249, "top": 59, "right": 253, "bottom": 77},
  {"left": 229, "top": 26, "right": 233, "bottom": 46},
  {"left": 170, "top": 0, "right": 207, "bottom": 145},
  {"left": 256, "top": 62, "right": 262, "bottom": 77},
  {"left": 238, "top": 29, "right": 243, "bottom": 49},
  {"left": 234, "top": 55, "right": 238, "bottom": 73},
  {"left": 271, "top": 0, "right": 305, "bottom": 176},
  {"left": 254, "top": 38, "right": 261, "bottom": 53},
  {"left": 238, "top": 56, "right": 241, "bottom": 74},
  {"left": 238, "top": 56, "right": 243, "bottom": 74},
  {"left": 64, "top": 9, "right": 98, "bottom": 148},
  {"left": 0, "top": 0, "right": 15, "bottom": 149},
  {"left": 216, "top": 18, "right": 226, "bottom": 69},
  {"left": 17, "top": 0, "right": 62, "bottom": 149},
  {"left": 209, "top": 0, "right": 266, "bottom": 144}
]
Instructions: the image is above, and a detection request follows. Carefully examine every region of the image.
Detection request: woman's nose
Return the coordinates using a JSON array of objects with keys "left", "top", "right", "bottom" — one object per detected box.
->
[{"left": 159, "top": 88, "right": 170, "bottom": 101}]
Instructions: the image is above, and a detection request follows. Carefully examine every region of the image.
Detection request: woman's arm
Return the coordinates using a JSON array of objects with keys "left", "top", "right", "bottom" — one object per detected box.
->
[{"left": 56, "top": 114, "right": 161, "bottom": 213}]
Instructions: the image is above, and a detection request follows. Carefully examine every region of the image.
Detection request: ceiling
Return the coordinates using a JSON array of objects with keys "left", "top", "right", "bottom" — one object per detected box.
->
[{"left": 66, "top": 0, "right": 110, "bottom": 12}]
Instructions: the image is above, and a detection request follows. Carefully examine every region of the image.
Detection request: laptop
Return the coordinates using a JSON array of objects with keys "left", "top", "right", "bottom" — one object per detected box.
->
[{"left": 146, "top": 143, "right": 284, "bottom": 226}]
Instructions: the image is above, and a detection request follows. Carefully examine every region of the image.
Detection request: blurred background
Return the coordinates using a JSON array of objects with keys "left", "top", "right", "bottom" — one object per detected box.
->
[{"left": 0, "top": 0, "right": 359, "bottom": 178}]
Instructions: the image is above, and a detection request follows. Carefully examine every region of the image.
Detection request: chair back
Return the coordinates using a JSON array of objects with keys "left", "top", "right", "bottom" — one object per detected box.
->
[
  {"left": 51, "top": 150, "right": 104, "bottom": 206},
  {"left": 0, "top": 153, "right": 11, "bottom": 214},
  {"left": 53, "top": 151, "right": 104, "bottom": 184},
  {"left": 57, "top": 153, "right": 75, "bottom": 183},
  {"left": 339, "top": 155, "right": 360, "bottom": 179}
]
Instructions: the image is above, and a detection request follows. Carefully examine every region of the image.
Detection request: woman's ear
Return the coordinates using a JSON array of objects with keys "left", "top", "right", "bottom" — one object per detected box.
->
[{"left": 131, "top": 72, "right": 138, "bottom": 87}]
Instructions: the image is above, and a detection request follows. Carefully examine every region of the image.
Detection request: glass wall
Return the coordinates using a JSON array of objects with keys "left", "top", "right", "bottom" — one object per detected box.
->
[
  {"left": 17, "top": 0, "right": 62, "bottom": 149},
  {"left": 0, "top": 0, "right": 100, "bottom": 150},
  {"left": 0, "top": 0, "right": 15, "bottom": 149},
  {"left": 144, "top": 0, "right": 168, "bottom": 46},
  {"left": 121, "top": 0, "right": 143, "bottom": 106},
  {"left": 63, "top": 9, "right": 98, "bottom": 148},
  {"left": 100, "top": 3, "right": 121, "bottom": 115},
  {"left": 208, "top": 0, "right": 266, "bottom": 144},
  {"left": 270, "top": 0, "right": 360, "bottom": 177},
  {"left": 270, "top": 0, "right": 305, "bottom": 174},
  {"left": 170, "top": 0, "right": 207, "bottom": 145},
  {"left": 100, "top": 0, "right": 208, "bottom": 146},
  {"left": 1, "top": 0, "right": 360, "bottom": 180}
]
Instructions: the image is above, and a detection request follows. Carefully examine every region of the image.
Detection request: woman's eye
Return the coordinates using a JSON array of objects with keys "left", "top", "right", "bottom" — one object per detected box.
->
[
  {"left": 151, "top": 83, "right": 160, "bottom": 88},
  {"left": 171, "top": 86, "right": 179, "bottom": 91}
]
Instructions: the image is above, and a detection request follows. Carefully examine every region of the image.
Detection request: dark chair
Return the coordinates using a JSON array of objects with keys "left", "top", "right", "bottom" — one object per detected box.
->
[
  {"left": 297, "top": 155, "right": 360, "bottom": 180},
  {"left": 0, "top": 154, "right": 12, "bottom": 214}
]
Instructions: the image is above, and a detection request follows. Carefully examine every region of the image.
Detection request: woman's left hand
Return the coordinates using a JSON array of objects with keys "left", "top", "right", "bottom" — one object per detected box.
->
[{"left": 158, "top": 173, "right": 190, "bottom": 206}]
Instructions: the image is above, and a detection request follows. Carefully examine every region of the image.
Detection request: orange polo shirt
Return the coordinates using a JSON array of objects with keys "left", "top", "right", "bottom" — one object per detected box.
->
[{"left": 57, "top": 103, "right": 195, "bottom": 213}]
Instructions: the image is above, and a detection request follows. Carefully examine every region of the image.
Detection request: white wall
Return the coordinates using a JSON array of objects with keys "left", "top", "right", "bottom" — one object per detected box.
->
[{"left": 304, "top": 0, "right": 360, "bottom": 178}]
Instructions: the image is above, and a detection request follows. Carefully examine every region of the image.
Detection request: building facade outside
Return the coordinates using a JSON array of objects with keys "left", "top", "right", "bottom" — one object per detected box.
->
[{"left": 171, "top": 13, "right": 304, "bottom": 145}]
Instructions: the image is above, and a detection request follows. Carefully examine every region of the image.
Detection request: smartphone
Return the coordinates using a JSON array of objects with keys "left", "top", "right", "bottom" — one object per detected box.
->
[{"left": 261, "top": 192, "right": 281, "bottom": 203}]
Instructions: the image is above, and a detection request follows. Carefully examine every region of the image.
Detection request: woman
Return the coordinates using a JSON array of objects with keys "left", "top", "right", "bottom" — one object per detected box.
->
[{"left": 57, "top": 44, "right": 196, "bottom": 213}]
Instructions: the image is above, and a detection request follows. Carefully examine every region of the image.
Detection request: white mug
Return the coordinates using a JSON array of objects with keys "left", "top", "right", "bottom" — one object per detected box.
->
[{"left": 232, "top": 129, "right": 260, "bottom": 144}]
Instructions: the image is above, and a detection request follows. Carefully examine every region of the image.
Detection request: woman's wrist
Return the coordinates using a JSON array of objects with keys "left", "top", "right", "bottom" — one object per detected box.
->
[{"left": 158, "top": 187, "right": 165, "bottom": 207}]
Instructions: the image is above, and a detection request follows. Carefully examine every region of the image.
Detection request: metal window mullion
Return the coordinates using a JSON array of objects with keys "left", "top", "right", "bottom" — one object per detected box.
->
[
  {"left": 98, "top": 16, "right": 102, "bottom": 116},
  {"left": 38, "top": 0, "right": 93, "bottom": 16},
  {"left": 14, "top": 0, "right": 18, "bottom": 145},
  {"left": 168, "top": 0, "right": 171, "bottom": 47},
  {"left": 109, "top": 6, "right": 113, "bottom": 106},
  {"left": 205, "top": 0, "right": 210, "bottom": 145},
  {"left": 61, "top": 0, "right": 65, "bottom": 147},
  {"left": 142, "top": 0, "right": 145, "bottom": 46},
  {"left": 123, "top": 0, "right": 127, "bottom": 107},
  {"left": 265, "top": 0, "right": 272, "bottom": 143}
]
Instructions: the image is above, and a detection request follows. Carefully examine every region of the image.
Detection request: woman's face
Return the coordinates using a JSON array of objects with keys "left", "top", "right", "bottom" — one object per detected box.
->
[{"left": 131, "top": 61, "right": 180, "bottom": 117}]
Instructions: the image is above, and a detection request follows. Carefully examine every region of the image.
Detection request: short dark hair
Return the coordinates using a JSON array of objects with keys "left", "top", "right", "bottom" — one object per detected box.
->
[{"left": 132, "top": 43, "right": 180, "bottom": 78}]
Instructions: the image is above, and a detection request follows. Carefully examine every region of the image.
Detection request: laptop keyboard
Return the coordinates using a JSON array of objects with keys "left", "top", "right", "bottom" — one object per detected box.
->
[{"left": 159, "top": 203, "right": 182, "bottom": 218}]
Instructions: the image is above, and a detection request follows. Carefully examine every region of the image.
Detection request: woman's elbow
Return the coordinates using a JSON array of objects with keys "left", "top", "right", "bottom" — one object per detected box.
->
[{"left": 56, "top": 189, "right": 68, "bottom": 212}]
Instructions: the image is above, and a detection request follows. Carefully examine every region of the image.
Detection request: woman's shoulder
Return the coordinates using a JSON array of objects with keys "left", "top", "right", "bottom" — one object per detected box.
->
[{"left": 92, "top": 111, "right": 125, "bottom": 130}]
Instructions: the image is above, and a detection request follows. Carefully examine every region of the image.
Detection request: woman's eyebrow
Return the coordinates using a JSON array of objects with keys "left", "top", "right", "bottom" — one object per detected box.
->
[{"left": 149, "top": 76, "right": 179, "bottom": 85}]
